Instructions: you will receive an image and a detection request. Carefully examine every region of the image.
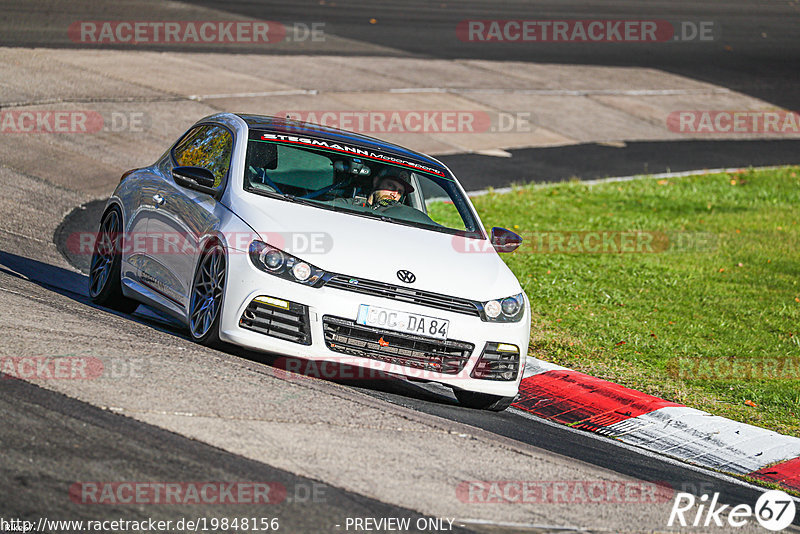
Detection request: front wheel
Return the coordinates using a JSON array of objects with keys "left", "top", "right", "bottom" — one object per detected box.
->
[
  {"left": 188, "top": 242, "right": 226, "bottom": 347},
  {"left": 89, "top": 207, "right": 139, "bottom": 313},
  {"left": 453, "top": 389, "right": 516, "bottom": 412}
]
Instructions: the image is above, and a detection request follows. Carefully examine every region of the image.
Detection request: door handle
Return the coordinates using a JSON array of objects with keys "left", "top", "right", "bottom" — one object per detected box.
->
[{"left": 152, "top": 194, "right": 165, "bottom": 206}]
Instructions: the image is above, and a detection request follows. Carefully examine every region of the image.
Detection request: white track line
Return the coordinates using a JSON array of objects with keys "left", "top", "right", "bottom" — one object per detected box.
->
[
  {"left": 188, "top": 89, "right": 319, "bottom": 100},
  {"left": 390, "top": 87, "right": 731, "bottom": 97}
]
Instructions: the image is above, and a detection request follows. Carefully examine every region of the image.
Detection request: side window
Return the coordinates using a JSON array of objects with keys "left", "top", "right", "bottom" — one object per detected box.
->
[
  {"left": 420, "top": 178, "right": 468, "bottom": 231},
  {"left": 173, "top": 125, "right": 233, "bottom": 187}
]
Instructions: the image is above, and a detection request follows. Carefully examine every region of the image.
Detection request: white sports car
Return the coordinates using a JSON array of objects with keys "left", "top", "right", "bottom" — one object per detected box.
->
[{"left": 90, "top": 113, "right": 530, "bottom": 410}]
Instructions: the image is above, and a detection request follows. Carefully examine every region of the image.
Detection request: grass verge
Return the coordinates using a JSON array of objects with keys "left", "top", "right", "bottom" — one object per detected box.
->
[{"left": 435, "top": 166, "right": 800, "bottom": 436}]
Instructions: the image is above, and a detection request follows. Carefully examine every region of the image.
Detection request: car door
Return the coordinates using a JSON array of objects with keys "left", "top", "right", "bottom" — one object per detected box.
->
[
  {"left": 144, "top": 124, "right": 234, "bottom": 312},
  {"left": 114, "top": 168, "right": 155, "bottom": 285}
]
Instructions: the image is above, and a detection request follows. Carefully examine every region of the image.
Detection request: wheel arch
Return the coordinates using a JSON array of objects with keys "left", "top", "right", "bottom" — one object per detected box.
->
[
  {"left": 187, "top": 235, "right": 228, "bottom": 345},
  {"left": 189, "top": 235, "right": 229, "bottom": 303}
]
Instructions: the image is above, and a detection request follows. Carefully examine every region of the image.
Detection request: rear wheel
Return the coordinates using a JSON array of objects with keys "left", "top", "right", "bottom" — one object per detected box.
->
[
  {"left": 454, "top": 390, "right": 516, "bottom": 412},
  {"left": 188, "top": 242, "right": 226, "bottom": 347},
  {"left": 89, "top": 207, "right": 139, "bottom": 313}
]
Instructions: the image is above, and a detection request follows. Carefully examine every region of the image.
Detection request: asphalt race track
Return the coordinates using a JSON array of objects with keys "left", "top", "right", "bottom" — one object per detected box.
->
[
  {"left": 174, "top": 0, "right": 800, "bottom": 111},
  {"left": 2, "top": 0, "right": 800, "bottom": 532},
  {"left": 9, "top": 0, "right": 798, "bottom": 107},
  {"left": 2, "top": 0, "right": 799, "bottom": 185},
  {"left": 1, "top": 378, "right": 473, "bottom": 533},
  {"left": 440, "top": 139, "right": 800, "bottom": 190}
]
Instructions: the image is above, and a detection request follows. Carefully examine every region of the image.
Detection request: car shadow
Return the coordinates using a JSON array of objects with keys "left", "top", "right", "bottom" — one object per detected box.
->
[
  {"left": 0, "top": 248, "right": 203, "bottom": 339},
  {"left": 0, "top": 248, "right": 462, "bottom": 408}
]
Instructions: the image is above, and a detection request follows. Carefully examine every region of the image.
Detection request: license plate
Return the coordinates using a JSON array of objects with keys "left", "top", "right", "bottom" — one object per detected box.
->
[{"left": 356, "top": 305, "right": 449, "bottom": 340}]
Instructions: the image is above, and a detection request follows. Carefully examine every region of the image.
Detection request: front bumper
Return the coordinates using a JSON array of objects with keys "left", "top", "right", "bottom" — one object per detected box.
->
[{"left": 219, "top": 251, "right": 530, "bottom": 397}]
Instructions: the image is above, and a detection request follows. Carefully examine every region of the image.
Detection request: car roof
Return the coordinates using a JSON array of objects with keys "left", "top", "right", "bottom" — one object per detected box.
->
[{"left": 236, "top": 114, "right": 444, "bottom": 169}]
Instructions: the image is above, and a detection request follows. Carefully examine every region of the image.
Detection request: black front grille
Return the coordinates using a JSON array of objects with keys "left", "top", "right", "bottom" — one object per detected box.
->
[
  {"left": 324, "top": 275, "right": 480, "bottom": 317},
  {"left": 239, "top": 297, "right": 311, "bottom": 345},
  {"left": 471, "top": 343, "right": 520, "bottom": 381},
  {"left": 322, "top": 315, "right": 474, "bottom": 375}
]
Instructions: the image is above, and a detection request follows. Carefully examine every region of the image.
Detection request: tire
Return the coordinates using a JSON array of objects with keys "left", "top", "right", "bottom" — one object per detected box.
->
[
  {"left": 453, "top": 389, "right": 516, "bottom": 412},
  {"left": 188, "top": 241, "right": 226, "bottom": 347},
  {"left": 89, "top": 207, "right": 139, "bottom": 313}
]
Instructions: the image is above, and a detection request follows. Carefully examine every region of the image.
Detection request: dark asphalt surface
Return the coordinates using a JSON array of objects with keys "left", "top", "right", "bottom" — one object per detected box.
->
[
  {"left": 0, "top": 377, "right": 475, "bottom": 533},
  {"left": 440, "top": 139, "right": 800, "bottom": 190},
  {"left": 6, "top": 0, "right": 797, "bottom": 109},
  {"left": 175, "top": 0, "right": 800, "bottom": 109},
  {"left": 2, "top": 0, "right": 799, "bottom": 187},
  {"left": 201, "top": 0, "right": 800, "bottom": 185}
]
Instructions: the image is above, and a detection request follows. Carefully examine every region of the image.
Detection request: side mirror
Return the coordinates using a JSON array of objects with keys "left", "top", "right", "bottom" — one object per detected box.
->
[
  {"left": 172, "top": 166, "right": 218, "bottom": 197},
  {"left": 491, "top": 227, "right": 523, "bottom": 253}
]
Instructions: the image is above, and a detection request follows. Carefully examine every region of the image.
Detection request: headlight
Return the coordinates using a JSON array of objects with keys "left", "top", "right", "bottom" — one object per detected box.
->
[
  {"left": 480, "top": 292, "right": 525, "bottom": 322},
  {"left": 264, "top": 249, "right": 285, "bottom": 270},
  {"left": 501, "top": 296, "right": 520, "bottom": 316},
  {"left": 249, "top": 240, "right": 325, "bottom": 286}
]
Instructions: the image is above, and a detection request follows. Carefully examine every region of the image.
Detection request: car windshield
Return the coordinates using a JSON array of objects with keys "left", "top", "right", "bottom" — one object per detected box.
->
[{"left": 243, "top": 130, "right": 483, "bottom": 237}]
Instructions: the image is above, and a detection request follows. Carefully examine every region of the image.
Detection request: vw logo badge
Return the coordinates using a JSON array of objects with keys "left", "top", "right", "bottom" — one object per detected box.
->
[{"left": 396, "top": 270, "right": 416, "bottom": 284}]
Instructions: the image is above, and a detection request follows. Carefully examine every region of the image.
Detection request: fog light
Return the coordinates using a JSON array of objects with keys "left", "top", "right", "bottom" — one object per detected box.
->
[
  {"left": 292, "top": 262, "right": 311, "bottom": 281},
  {"left": 484, "top": 300, "right": 501, "bottom": 318},
  {"left": 471, "top": 342, "right": 520, "bottom": 381},
  {"left": 254, "top": 295, "right": 289, "bottom": 309}
]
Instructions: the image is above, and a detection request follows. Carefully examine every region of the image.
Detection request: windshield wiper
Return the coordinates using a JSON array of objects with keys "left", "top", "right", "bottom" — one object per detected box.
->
[{"left": 280, "top": 193, "right": 303, "bottom": 203}]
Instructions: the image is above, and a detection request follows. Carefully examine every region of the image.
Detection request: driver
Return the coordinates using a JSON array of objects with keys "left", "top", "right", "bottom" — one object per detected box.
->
[
  {"left": 332, "top": 165, "right": 440, "bottom": 226},
  {"left": 367, "top": 168, "right": 415, "bottom": 208}
]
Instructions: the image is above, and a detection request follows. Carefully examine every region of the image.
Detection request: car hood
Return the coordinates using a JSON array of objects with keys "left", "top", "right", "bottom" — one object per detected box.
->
[{"left": 232, "top": 195, "right": 523, "bottom": 302}]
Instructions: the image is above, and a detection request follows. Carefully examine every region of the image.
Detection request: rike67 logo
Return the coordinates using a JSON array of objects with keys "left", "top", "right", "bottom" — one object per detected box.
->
[{"left": 668, "top": 490, "right": 796, "bottom": 531}]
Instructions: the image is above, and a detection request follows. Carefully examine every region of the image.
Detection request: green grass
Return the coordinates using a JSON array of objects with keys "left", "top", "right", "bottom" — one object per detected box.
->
[{"left": 431, "top": 166, "right": 800, "bottom": 436}]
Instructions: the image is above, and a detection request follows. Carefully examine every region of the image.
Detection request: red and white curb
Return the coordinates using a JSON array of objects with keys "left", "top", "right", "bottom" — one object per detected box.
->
[{"left": 514, "top": 357, "right": 800, "bottom": 493}]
